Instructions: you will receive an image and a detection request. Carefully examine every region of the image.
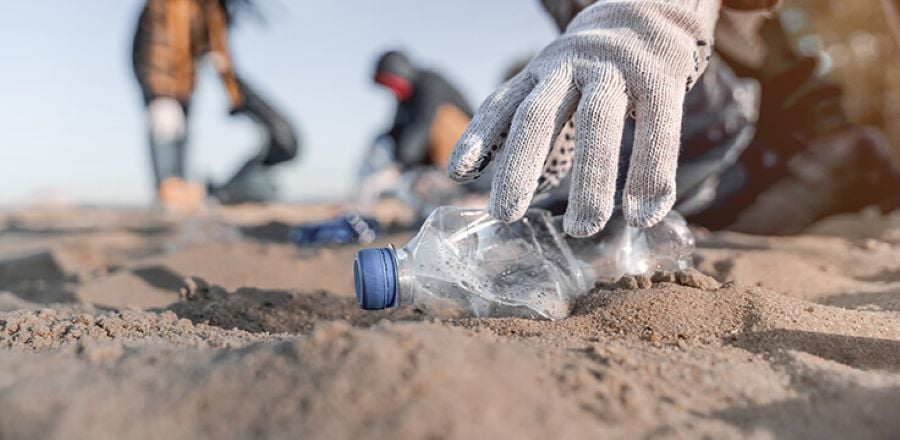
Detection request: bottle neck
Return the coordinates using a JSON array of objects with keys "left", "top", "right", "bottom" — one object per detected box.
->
[{"left": 393, "top": 247, "right": 415, "bottom": 307}]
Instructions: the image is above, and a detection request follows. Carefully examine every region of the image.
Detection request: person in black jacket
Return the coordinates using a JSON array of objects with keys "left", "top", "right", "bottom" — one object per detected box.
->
[
  {"left": 373, "top": 51, "right": 473, "bottom": 171},
  {"left": 353, "top": 51, "right": 481, "bottom": 219}
]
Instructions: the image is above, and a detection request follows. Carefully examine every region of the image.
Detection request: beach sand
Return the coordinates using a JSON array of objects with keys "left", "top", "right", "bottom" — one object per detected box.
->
[{"left": 0, "top": 202, "right": 898, "bottom": 439}]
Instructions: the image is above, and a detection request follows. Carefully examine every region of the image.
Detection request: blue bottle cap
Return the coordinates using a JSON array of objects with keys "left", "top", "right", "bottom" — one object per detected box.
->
[{"left": 354, "top": 247, "right": 398, "bottom": 310}]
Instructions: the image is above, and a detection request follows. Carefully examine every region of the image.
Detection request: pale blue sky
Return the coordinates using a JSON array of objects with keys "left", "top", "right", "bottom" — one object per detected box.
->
[{"left": 0, "top": 1, "right": 558, "bottom": 205}]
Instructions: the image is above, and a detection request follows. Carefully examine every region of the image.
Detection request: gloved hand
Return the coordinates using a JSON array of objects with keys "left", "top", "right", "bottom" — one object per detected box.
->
[{"left": 448, "top": 0, "right": 720, "bottom": 237}]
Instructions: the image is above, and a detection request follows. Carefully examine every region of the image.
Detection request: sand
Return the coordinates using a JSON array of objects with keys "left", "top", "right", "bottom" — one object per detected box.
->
[{"left": 0, "top": 203, "right": 898, "bottom": 439}]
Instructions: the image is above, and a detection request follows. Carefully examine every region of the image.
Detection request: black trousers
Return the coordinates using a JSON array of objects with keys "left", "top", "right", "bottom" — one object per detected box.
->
[{"left": 146, "top": 75, "right": 299, "bottom": 188}]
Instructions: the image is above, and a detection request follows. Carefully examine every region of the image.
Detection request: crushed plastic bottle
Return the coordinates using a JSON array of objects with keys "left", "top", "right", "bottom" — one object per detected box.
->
[{"left": 354, "top": 206, "right": 694, "bottom": 320}]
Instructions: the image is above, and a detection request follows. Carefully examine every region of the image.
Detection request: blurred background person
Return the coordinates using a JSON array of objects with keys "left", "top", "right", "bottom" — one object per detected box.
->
[
  {"left": 685, "top": 8, "right": 900, "bottom": 233},
  {"left": 372, "top": 50, "right": 472, "bottom": 173},
  {"left": 355, "top": 51, "right": 483, "bottom": 219},
  {"left": 132, "top": 0, "right": 299, "bottom": 212},
  {"left": 291, "top": 50, "right": 480, "bottom": 248}
]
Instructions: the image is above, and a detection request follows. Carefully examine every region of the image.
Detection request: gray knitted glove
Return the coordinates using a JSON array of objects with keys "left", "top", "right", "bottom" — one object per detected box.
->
[{"left": 448, "top": 0, "right": 720, "bottom": 237}]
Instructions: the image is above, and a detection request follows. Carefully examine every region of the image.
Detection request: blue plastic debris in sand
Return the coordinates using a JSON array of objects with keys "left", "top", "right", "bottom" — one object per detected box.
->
[{"left": 290, "top": 214, "right": 381, "bottom": 247}]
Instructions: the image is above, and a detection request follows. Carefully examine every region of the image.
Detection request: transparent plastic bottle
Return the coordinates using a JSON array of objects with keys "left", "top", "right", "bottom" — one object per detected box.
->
[{"left": 354, "top": 207, "right": 694, "bottom": 320}]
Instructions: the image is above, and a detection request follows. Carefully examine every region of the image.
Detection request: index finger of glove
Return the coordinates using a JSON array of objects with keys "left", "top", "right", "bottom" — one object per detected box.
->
[{"left": 448, "top": 72, "right": 535, "bottom": 182}]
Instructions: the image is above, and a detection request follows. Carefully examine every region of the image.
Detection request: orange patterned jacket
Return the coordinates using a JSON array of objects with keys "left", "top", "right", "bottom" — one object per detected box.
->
[{"left": 132, "top": 0, "right": 244, "bottom": 110}]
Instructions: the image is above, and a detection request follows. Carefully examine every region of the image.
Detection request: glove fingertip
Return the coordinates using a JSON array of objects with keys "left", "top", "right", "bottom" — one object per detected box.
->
[
  {"left": 487, "top": 190, "right": 531, "bottom": 224},
  {"left": 622, "top": 193, "right": 675, "bottom": 228},
  {"left": 446, "top": 162, "right": 476, "bottom": 183},
  {"left": 447, "top": 136, "right": 499, "bottom": 183},
  {"left": 563, "top": 213, "right": 608, "bottom": 238}
]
